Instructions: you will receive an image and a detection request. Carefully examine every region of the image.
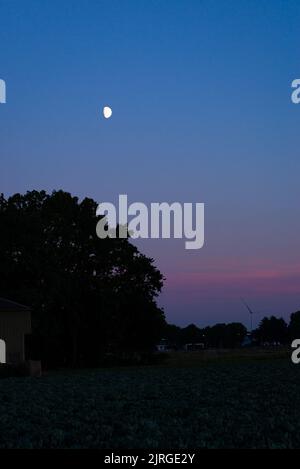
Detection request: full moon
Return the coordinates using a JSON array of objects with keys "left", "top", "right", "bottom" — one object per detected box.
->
[{"left": 103, "top": 106, "right": 112, "bottom": 119}]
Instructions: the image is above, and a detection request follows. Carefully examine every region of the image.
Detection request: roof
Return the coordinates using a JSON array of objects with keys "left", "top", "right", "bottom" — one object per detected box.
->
[{"left": 0, "top": 298, "right": 30, "bottom": 313}]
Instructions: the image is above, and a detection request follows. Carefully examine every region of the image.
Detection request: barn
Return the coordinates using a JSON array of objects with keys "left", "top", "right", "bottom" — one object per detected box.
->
[{"left": 0, "top": 298, "right": 31, "bottom": 364}]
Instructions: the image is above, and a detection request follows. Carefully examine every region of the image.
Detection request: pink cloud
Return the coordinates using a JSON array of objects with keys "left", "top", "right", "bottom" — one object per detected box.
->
[{"left": 163, "top": 262, "right": 300, "bottom": 297}]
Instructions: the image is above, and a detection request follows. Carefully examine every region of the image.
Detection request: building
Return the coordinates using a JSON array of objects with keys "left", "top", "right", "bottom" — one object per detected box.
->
[
  {"left": 0, "top": 298, "right": 31, "bottom": 363},
  {"left": 184, "top": 343, "right": 205, "bottom": 352},
  {"left": 156, "top": 338, "right": 169, "bottom": 352}
]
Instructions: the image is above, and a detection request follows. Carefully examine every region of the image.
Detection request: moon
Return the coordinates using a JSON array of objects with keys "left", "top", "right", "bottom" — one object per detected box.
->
[{"left": 103, "top": 106, "right": 112, "bottom": 119}]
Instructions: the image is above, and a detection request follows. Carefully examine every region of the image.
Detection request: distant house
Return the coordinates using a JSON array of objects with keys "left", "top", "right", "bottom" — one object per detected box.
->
[
  {"left": 156, "top": 338, "right": 169, "bottom": 352},
  {"left": 184, "top": 343, "right": 205, "bottom": 352},
  {"left": 0, "top": 298, "right": 31, "bottom": 363}
]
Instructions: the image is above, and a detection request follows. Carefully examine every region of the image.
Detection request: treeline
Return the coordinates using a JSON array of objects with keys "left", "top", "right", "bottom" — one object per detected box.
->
[
  {"left": 164, "top": 312, "right": 300, "bottom": 349},
  {"left": 253, "top": 313, "right": 300, "bottom": 345},
  {"left": 163, "top": 322, "right": 247, "bottom": 349}
]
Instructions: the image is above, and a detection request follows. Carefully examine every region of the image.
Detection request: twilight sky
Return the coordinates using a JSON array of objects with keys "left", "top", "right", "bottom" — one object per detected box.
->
[{"left": 1, "top": 0, "right": 300, "bottom": 328}]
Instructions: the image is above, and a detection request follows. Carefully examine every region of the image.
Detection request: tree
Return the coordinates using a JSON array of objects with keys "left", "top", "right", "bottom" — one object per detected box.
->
[
  {"left": 203, "top": 324, "right": 227, "bottom": 348},
  {"left": 0, "top": 190, "right": 166, "bottom": 366},
  {"left": 224, "top": 323, "right": 247, "bottom": 348},
  {"left": 253, "top": 316, "right": 288, "bottom": 345},
  {"left": 289, "top": 311, "right": 300, "bottom": 341},
  {"left": 180, "top": 324, "right": 204, "bottom": 345},
  {"left": 201, "top": 323, "right": 247, "bottom": 348}
]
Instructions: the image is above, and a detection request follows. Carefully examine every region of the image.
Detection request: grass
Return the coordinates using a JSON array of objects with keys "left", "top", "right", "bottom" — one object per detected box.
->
[
  {"left": 0, "top": 350, "right": 299, "bottom": 448},
  {"left": 163, "top": 347, "right": 290, "bottom": 366}
]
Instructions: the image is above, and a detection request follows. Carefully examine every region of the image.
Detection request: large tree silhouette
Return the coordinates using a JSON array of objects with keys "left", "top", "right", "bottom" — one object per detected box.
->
[{"left": 0, "top": 190, "right": 165, "bottom": 366}]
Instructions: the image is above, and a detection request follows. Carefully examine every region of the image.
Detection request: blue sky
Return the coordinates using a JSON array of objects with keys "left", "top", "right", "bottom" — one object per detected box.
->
[{"left": 1, "top": 0, "right": 300, "bottom": 327}]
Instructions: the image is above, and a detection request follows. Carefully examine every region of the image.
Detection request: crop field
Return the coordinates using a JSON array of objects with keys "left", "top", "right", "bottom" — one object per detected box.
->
[{"left": 0, "top": 355, "right": 300, "bottom": 448}]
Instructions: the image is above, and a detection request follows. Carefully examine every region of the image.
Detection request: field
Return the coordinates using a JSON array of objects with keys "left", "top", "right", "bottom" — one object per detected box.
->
[{"left": 0, "top": 350, "right": 300, "bottom": 448}]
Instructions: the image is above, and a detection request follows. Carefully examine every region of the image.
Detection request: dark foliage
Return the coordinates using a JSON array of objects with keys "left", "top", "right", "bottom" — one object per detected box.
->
[
  {"left": 289, "top": 311, "right": 300, "bottom": 341},
  {"left": 253, "top": 316, "right": 288, "bottom": 345}
]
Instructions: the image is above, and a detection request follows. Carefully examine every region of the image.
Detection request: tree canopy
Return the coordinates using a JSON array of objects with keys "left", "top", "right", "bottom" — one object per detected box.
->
[{"left": 253, "top": 316, "right": 288, "bottom": 345}]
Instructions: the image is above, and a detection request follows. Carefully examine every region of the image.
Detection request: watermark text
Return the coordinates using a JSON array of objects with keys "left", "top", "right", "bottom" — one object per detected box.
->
[{"left": 96, "top": 195, "right": 205, "bottom": 250}]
